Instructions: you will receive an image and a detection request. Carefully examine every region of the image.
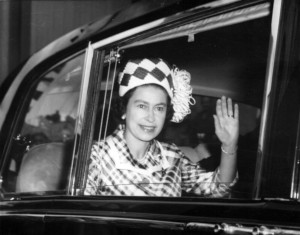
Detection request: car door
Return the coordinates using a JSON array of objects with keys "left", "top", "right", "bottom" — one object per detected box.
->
[
  {"left": 46, "top": 0, "right": 299, "bottom": 234},
  {"left": 0, "top": 50, "right": 90, "bottom": 235},
  {"left": 76, "top": 0, "right": 273, "bottom": 198}
]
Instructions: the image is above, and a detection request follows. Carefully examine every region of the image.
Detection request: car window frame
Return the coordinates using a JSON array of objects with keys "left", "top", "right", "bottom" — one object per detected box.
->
[
  {"left": 0, "top": 50, "right": 89, "bottom": 198},
  {"left": 74, "top": 0, "right": 279, "bottom": 200}
]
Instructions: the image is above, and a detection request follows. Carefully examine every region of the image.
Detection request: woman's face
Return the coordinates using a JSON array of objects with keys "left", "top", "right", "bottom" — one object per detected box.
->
[{"left": 124, "top": 85, "right": 168, "bottom": 144}]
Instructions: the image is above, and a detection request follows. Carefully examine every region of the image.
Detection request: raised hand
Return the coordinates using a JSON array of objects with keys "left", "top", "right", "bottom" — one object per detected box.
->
[{"left": 213, "top": 96, "right": 239, "bottom": 150}]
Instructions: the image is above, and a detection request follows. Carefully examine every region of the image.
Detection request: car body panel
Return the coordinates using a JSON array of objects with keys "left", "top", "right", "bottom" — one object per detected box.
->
[{"left": 1, "top": 197, "right": 300, "bottom": 231}]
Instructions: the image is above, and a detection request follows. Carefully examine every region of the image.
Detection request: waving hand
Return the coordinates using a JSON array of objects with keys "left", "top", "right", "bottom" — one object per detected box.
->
[{"left": 213, "top": 96, "right": 239, "bottom": 149}]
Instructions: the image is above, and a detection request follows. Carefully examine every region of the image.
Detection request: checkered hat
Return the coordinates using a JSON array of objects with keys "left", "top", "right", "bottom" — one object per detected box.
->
[
  {"left": 118, "top": 58, "right": 195, "bottom": 122},
  {"left": 118, "top": 58, "right": 173, "bottom": 97}
]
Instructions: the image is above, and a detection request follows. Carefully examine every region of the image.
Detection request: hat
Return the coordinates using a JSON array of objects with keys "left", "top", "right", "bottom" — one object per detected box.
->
[{"left": 118, "top": 58, "right": 195, "bottom": 122}]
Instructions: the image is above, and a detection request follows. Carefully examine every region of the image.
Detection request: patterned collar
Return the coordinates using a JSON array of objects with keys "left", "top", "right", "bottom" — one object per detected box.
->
[{"left": 108, "top": 124, "right": 170, "bottom": 172}]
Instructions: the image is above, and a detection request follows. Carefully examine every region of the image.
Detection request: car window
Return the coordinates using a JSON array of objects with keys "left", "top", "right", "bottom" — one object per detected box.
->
[
  {"left": 1, "top": 53, "right": 85, "bottom": 195},
  {"left": 84, "top": 2, "right": 271, "bottom": 198}
]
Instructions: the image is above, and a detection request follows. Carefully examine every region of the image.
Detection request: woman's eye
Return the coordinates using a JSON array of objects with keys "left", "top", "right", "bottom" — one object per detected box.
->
[
  {"left": 138, "top": 104, "right": 146, "bottom": 109},
  {"left": 156, "top": 106, "right": 165, "bottom": 112}
]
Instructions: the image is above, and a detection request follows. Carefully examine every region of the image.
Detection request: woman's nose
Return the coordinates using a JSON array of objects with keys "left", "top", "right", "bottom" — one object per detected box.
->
[{"left": 146, "top": 109, "right": 155, "bottom": 122}]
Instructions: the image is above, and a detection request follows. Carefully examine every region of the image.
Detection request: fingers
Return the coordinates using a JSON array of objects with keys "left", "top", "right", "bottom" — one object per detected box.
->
[
  {"left": 216, "top": 96, "right": 238, "bottom": 119},
  {"left": 221, "top": 96, "right": 228, "bottom": 117},
  {"left": 234, "top": 103, "right": 239, "bottom": 120},
  {"left": 216, "top": 99, "right": 222, "bottom": 117},
  {"left": 227, "top": 97, "right": 233, "bottom": 117},
  {"left": 213, "top": 114, "right": 222, "bottom": 135}
]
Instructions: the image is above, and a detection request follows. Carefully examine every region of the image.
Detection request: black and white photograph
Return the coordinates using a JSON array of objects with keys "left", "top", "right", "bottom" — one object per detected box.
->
[{"left": 0, "top": 0, "right": 300, "bottom": 234}]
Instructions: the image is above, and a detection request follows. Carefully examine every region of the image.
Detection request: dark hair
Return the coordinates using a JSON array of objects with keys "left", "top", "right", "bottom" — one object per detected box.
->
[{"left": 114, "top": 84, "right": 174, "bottom": 124}]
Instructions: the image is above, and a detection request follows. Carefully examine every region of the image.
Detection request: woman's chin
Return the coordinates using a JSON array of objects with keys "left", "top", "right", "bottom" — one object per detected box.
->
[{"left": 137, "top": 130, "right": 159, "bottom": 142}]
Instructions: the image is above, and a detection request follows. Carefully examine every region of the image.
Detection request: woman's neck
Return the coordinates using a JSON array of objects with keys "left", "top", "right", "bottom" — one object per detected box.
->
[{"left": 124, "top": 133, "right": 149, "bottom": 160}]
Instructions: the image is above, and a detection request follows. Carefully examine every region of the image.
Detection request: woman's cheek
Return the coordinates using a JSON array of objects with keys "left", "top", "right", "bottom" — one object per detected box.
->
[{"left": 157, "top": 111, "right": 167, "bottom": 121}]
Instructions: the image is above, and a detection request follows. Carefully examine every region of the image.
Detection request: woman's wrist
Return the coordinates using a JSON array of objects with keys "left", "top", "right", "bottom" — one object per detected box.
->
[{"left": 221, "top": 144, "right": 238, "bottom": 155}]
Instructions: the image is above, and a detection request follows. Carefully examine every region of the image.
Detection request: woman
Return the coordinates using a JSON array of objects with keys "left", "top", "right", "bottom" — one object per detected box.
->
[{"left": 85, "top": 58, "right": 239, "bottom": 197}]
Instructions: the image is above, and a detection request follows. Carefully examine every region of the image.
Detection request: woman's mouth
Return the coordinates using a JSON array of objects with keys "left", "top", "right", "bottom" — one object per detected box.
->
[{"left": 140, "top": 125, "right": 156, "bottom": 133}]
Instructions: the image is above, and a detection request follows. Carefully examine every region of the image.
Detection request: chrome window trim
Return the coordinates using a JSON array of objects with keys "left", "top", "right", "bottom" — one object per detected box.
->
[
  {"left": 91, "top": 0, "right": 266, "bottom": 51},
  {"left": 291, "top": 114, "right": 300, "bottom": 199},
  {"left": 122, "top": 2, "right": 270, "bottom": 49},
  {"left": 92, "top": 19, "right": 165, "bottom": 50},
  {"left": 68, "top": 43, "right": 94, "bottom": 195}
]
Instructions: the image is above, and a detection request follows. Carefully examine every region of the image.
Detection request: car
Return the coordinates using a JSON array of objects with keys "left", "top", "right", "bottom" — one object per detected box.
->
[{"left": 1, "top": 0, "right": 300, "bottom": 234}]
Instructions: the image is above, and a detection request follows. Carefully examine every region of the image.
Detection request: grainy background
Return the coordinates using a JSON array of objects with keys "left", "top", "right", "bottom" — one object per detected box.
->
[{"left": 0, "top": 0, "right": 132, "bottom": 85}]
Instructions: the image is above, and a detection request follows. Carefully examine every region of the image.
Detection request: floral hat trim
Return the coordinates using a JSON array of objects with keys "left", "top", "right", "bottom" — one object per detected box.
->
[{"left": 170, "top": 68, "right": 195, "bottom": 122}]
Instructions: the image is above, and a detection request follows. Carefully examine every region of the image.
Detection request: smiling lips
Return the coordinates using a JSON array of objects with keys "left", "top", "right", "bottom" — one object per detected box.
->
[{"left": 140, "top": 125, "right": 156, "bottom": 133}]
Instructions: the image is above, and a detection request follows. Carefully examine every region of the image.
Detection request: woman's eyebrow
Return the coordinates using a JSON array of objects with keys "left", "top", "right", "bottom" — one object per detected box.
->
[
  {"left": 155, "top": 103, "right": 167, "bottom": 106},
  {"left": 134, "top": 100, "right": 149, "bottom": 104},
  {"left": 134, "top": 100, "right": 167, "bottom": 106}
]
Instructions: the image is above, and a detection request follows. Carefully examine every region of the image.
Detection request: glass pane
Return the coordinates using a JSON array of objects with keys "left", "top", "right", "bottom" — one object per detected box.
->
[
  {"left": 2, "top": 53, "right": 85, "bottom": 194},
  {"left": 85, "top": 6, "right": 271, "bottom": 198}
]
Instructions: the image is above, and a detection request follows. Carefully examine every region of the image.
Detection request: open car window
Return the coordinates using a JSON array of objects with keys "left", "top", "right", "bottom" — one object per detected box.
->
[
  {"left": 1, "top": 53, "right": 85, "bottom": 195},
  {"left": 84, "top": 2, "right": 271, "bottom": 198}
]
